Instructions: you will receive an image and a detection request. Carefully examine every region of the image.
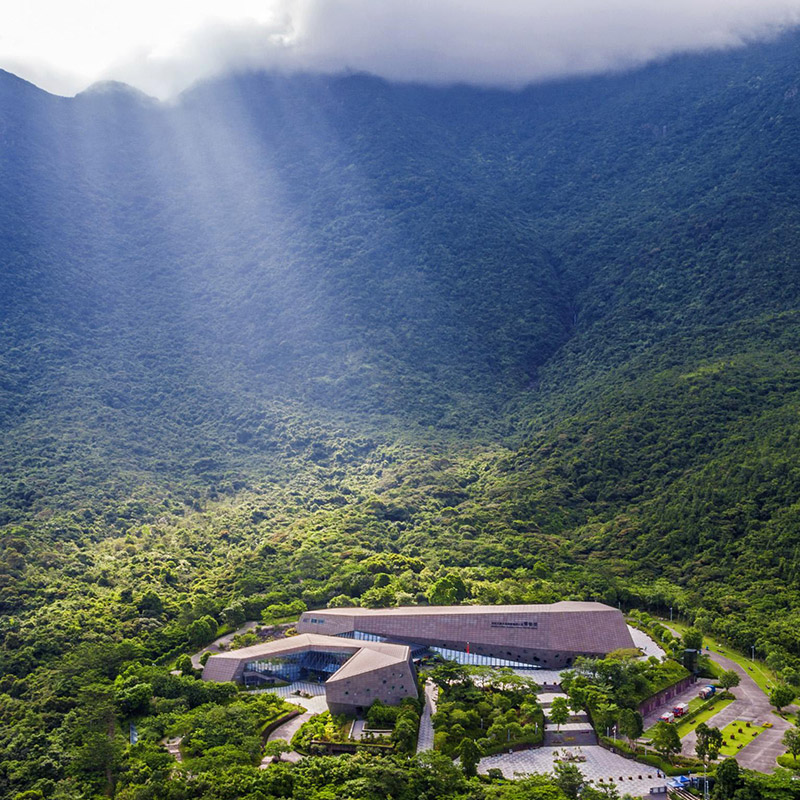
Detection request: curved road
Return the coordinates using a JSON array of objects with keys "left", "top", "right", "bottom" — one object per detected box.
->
[{"left": 660, "top": 626, "right": 793, "bottom": 773}]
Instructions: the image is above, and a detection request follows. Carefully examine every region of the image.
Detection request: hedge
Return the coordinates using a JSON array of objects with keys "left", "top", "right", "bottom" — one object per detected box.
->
[
  {"left": 776, "top": 754, "right": 800, "bottom": 771},
  {"left": 599, "top": 735, "right": 701, "bottom": 776}
]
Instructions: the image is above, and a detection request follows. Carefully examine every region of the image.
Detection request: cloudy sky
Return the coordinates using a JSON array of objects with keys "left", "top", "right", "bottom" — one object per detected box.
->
[{"left": 2, "top": 0, "right": 800, "bottom": 98}]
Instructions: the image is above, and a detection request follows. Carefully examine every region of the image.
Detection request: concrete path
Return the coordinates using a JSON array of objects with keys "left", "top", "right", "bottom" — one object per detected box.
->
[
  {"left": 416, "top": 680, "right": 439, "bottom": 753},
  {"left": 538, "top": 692, "right": 565, "bottom": 708},
  {"left": 191, "top": 621, "right": 259, "bottom": 668},
  {"left": 479, "top": 745, "right": 667, "bottom": 796},
  {"left": 629, "top": 626, "right": 665, "bottom": 659},
  {"left": 259, "top": 693, "right": 328, "bottom": 768},
  {"left": 268, "top": 711, "right": 313, "bottom": 744},
  {"left": 546, "top": 721, "right": 595, "bottom": 732},
  {"left": 162, "top": 737, "right": 183, "bottom": 762}
]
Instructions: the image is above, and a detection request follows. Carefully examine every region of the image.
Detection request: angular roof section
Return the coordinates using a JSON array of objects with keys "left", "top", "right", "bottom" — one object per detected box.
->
[
  {"left": 297, "top": 601, "right": 635, "bottom": 660},
  {"left": 325, "top": 647, "right": 406, "bottom": 684},
  {"left": 315, "top": 600, "right": 614, "bottom": 616},
  {"left": 202, "top": 633, "right": 410, "bottom": 683}
]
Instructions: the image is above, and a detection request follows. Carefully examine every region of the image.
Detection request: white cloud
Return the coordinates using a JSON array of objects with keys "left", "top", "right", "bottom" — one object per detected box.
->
[{"left": 2, "top": 0, "right": 800, "bottom": 98}]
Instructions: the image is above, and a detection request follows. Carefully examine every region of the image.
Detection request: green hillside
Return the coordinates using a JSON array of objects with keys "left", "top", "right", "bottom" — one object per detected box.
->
[{"left": 2, "top": 30, "right": 800, "bottom": 798}]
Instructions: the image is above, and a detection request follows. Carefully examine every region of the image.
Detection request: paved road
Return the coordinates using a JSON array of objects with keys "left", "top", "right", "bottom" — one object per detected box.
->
[
  {"left": 191, "top": 621, "right": 259, "bottom": 668},
  {"left": 642, "top": 682, "right": 703, "bottom": 730},
  {"left": 661, "top": 624, "right": 792, "bottom": 773},
  {"left": 680, "top": 650, "right": 791, "bottom": 771},
  {"left": 416, "top": 680, "right": 438, "bottom": 753}
]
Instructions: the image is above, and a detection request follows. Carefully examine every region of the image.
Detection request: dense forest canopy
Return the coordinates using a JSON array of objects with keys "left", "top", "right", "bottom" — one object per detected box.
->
[{"left": 2, "top": 28, "right": 800, "bottom": 799}]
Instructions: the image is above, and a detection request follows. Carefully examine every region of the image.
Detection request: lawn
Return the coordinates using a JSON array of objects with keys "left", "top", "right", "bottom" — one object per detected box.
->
[
  {"left": 717, "top": 720, "right": 766, "bottom": 758},
  {"left": 661, "top": 619, "right": 778, "bottom": 695},
  {"left": 675, "top": 697, "right": 734, "bottom": 738}
]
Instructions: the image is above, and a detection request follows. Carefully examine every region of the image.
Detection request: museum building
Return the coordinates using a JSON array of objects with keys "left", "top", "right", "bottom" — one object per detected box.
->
[{"left": 202, "top": 601, "right": 633, "bottom": 714}]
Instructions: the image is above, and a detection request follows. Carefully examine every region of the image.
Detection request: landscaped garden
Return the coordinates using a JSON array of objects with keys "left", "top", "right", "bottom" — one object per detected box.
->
[
  {"left": 291, "top": 712, "right": 355, "bottom": 752},
  {"left": 717, "top": 720, "right": 767, "bottom": 758},
  {"left": 429, "top": 663, "right": 544, "bottom": 761},
  {"left": 291, "top": 698, "right": 421, "bottom": 754}
]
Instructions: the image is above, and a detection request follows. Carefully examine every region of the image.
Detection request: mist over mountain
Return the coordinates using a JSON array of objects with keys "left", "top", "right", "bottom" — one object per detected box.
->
[{"left": 2, "top": 29, "right": 800, "bottom": 798}]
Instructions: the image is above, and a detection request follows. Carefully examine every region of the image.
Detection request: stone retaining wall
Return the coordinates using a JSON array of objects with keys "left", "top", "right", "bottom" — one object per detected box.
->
[{"left": 638, "top": 676, "right": 696, "bottom": 716}]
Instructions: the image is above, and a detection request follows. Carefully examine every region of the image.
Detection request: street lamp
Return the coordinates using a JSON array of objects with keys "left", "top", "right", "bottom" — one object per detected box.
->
[
  {"left": 670, "top": 606, "right": 673, "bottom": 622},
  {"left": 751, "top": 644, "right": 755, "bottom": 661}
]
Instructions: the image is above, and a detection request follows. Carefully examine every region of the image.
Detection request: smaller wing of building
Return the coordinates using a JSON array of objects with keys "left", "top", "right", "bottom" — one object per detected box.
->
[{"left": 202, "top": 633, "right": 417, "bottom": 715}]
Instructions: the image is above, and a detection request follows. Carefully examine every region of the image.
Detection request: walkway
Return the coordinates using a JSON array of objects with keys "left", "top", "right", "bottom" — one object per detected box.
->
[
  {"left": 543, "top": 689, "right": 597, "bottom": 747},
  {"left": 191, "top": 621, "right": 259, "bottom": 668},
  {"left": 478, "top": 745, "right": 667, "bottom": 796},
  {"left": 629, "top": 626, "right": 665, "bottom": 659},
  {"left": 260, "top": 711, "right": 311, "bottom": 766},
  {"left": 162, "top": 736, "right": 183, "bottom": 762},
  {"left": 416, "top": 680, "right": 439, "bottom": 753}
]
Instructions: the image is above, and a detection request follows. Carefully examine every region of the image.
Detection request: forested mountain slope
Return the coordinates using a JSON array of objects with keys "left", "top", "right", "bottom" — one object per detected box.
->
[{"left": 2, "top": 30, "right": 800, "bottom": 798}]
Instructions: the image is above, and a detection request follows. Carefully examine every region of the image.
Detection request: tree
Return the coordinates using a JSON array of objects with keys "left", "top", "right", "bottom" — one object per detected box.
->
[
  {"left": 683, "top": 628, "right": 703, "bottom": 651},
  {"left": 430, "top": 662, "right": 468, "bottom": 689},
  {"left": 222, "top": 603, "right": 246, "bottom": 628},
  {"left": 137, "top": 590, "right": 163, "bottom": 617},
  {"left": 714, "top": 758, "right": 740, "bottom": 800},
  {"left": 584, "top": 784, "right": 620, "bottom": 800},
  {"left": 175, "top": 654, "right": 194, "bottom": 676},
  {"left": 554, "top": 761, "right": 584, "bottom": 800},
  {"left": 187, "top": 618, "right": 215, "bottom": 648},
  {"left": 695, "top": 722, "right": 723, "bottom": 763},
  {"left": 651, "top": 721, "right": 681, "bottom": 762},
  {"left": 782, "top": 727, "right": 800, "bottom": 763},
  {"left": 458, "top": 737, "right": 480, "bottom": 777},
  {"left": 769, "top": 684, "right": 794, "bottom": 713},
  {"left": 263, "top": 739, "right": 292, "bottom": 763},
  {"left": 327, "top": 594, "right": 358, "bottom": 608},
  {"left": 549, "top": 697, "right": 570, "bottom": 731},
  {"left": 718, "top": 670, "right": 740, "bottom": 692},
  {"left": 618, "top": 708, "right": 643, "bottom": 745}
]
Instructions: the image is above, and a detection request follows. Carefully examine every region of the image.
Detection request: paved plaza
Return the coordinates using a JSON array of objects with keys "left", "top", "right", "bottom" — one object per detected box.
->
[{"left": 478, "top": 745, "right": 668, "bottom": 795}]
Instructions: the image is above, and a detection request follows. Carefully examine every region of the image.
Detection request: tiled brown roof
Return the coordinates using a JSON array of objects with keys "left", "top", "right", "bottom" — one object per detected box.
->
[{"left": 315, "top": 600, "right": 613, "bottom": 616}]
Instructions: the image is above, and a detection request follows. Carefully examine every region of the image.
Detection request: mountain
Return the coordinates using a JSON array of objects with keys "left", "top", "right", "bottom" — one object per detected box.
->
[{"left": 2, "top": 31, "right": 800, "bottom": 797}]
